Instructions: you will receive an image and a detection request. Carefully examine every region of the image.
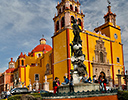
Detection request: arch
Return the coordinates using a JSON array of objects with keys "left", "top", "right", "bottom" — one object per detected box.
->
[
  {"left": 61, "top": 17, "right": 65, "bottom": 28},
  {"left": 112, "top": 18, "right": 115, "bottom": 25},
  {"left": 75, "top": 6, "right": 78, "bottom": 12},
  {"left": 56, "top": 21, "right": 59, "bottom": 31},
  {"left": 78, "top": 19, "right": 81, "bottom": 26},
  {"left": 70, "top": 4, "right": 73, "bottom": 10},
  {"left": 63, "top": 5, "right": 65, "bottom": 11},
  {"left": 21, "top": 60, "right": 24, "bottom": 66},
  {"left": 59, "top": 8, "right": 61, "bottom": 14},
  {"left": 71, "top": 16, "right": 75, "bottom": 23}
]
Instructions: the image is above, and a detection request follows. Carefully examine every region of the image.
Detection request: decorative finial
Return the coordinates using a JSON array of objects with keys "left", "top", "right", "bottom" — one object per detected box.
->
[
  {"left": 107, "top": 0, "right": 111, "bottom": 5},
  {"left": 42, "top": 34, "right": 44, "bottom": 38},
  {"left": 55, "top": 13, "right": 56, "bottom": 17},
  {"left": 81, "top": 10, "right": 83, "bottom": 14},
  {"left": 57, "top": 1, "right": 59, "bottom": 5},
  {"left": 77, "top": 0, "right": 79, "bottom": 2}
]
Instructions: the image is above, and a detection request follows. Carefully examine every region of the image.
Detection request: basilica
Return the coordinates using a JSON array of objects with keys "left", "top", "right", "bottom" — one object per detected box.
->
[{"left": 0, "top": 0, "right": 124, "bottom": 92}]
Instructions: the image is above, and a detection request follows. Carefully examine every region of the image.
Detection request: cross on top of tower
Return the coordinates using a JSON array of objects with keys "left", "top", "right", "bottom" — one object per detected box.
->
[{"left": 107, "top": 0, "right": 111, "bottom": 6}]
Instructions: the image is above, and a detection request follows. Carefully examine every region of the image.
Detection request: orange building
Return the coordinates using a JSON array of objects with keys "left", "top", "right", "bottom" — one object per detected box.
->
[{"left": 0, "top": 58, "right": 15, "bottom": 93}]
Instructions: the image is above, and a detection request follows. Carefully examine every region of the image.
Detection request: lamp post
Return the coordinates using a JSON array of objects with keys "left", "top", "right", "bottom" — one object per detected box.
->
[
  {"left": 116, "top": 69, "right": 122, "bottom": 90},
  {"left": 124, "top": 70, "right": 128, "bottom": 90}
]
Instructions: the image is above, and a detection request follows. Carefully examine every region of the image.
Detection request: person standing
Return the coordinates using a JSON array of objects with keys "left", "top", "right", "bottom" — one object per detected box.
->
[
  {"left": 53, "top": 77, "right": 58, "bottom": 94},
  {"left": 57, "top": 78, "right": 60, "bottom": 93},
  {"left": 6, "top": 89, "right": 11, "bottom": 99},
  {"left": 98, "top": 71, "right": 107, "bottom": 91},
  {"left": 69, "top": 76, "right": 74, "bottom": 92}
]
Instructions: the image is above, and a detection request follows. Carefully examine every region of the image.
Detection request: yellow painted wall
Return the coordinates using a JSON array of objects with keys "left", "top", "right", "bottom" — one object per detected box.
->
[{"left": 53, "top": 29, "right": 68, "bottom": 83}]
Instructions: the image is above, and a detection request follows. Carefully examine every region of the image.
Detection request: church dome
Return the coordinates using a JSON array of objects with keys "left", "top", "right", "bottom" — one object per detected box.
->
[
  {"left": 32, "top": 38, "right": 52, "bottom": 52},
  {"left": 32, "top": 44, "right": 52, "bottom": 52}
]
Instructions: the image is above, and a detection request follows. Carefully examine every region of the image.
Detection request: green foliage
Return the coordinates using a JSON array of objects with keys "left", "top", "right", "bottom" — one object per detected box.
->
[
  {"left": 8, "top": 94, "right": 22, "bottom": 100},
  {"left": 117, "top": 90, "right": 128, "bottom": 100},
  {"left": 7, "top": 93, "right": 42, "bottom": 100},
  {"left": 30, "top": 93, "right": 41, "bottom": 98}
]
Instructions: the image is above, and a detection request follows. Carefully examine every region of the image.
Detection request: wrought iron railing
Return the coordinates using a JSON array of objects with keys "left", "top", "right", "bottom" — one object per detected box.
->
[{"left": 41, "top": 89, "right": 118, "bottom": 98}]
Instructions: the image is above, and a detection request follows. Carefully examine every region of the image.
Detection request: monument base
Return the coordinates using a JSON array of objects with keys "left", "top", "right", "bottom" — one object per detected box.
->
[
  {"left": 72, "top": 71, "right": 82, "bottom": 84},
  {"left": 58, "top": 83, "right": 99, "bottom": 93}
]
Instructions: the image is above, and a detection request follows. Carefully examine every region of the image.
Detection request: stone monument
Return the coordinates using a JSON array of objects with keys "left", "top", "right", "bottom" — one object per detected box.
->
[{"left": 70, "top": 19, "right": 87, "bottom": 83}]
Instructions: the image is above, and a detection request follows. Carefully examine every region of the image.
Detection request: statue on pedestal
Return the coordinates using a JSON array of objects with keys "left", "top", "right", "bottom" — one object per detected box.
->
[{"left": 70, "top": 19, "right": 87, "bottom": 83}]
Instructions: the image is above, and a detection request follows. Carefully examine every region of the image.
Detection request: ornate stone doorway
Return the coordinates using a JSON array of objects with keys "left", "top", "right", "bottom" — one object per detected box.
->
[{"left": 91, "top": 39, "right": 111, "bottom": 81}]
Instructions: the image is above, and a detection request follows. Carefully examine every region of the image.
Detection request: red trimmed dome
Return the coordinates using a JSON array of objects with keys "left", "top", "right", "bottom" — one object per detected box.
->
[{"left": 32, "top": 44, "right": 52, "bottom": 52}]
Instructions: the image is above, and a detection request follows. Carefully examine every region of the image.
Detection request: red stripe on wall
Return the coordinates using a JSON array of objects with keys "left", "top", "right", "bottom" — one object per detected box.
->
[
  {"left": 86, "top": 33, "right": 91, "bottom": 77},
  {"left": 110, "top": 41, "right": 114, "bottom": 86},
  {"left": 121, "top": 44, "right": 125, "bottom": 71},
  {"left": 19, "top": 67, "right": 21, "bottom": 79},
  {"left": 66, "top": 28, "right": 71, "bottom": 79},
  {"left": 24, "top": 66, "right": 26, "bottom": 85},
  {"left": 52, "top": 37, "right": 54, "bottom": 80}
]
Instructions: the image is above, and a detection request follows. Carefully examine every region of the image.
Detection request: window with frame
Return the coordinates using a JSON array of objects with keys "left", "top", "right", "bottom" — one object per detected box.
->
[
  {"left": 21, "top": 60, "right": 24, "bottom": 66},
  {"left": 70, "top": 4, "right": 73, "bottom": 10},
  {"left": 117, "top": 57, "right": 120, "bottom": 63},
  {"left": 56, "top": 21, "right": 59, "bottom": 31},
  {"left": 71, "top": 16, "right": 74, "bottom": 23},
  {"left": 35, "top": 74, "right": 39, "bottom": 81},
  {"left": 78, "top": 19, "right": 81, "bottom": 26},
  {"left": 61, "top": 17, "right": 65, "bottom": 28},
  {"left": 63, "top": 5, "right": 65, "bottom": 11},
  {"left": 75, "top": 6, "right": 78, "bottom": 12}
]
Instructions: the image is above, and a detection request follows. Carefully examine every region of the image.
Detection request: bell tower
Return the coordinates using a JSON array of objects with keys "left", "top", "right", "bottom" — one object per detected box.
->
[
  {"left": 53, "top": 0, "right": 85, "bottom": 35},
  {"left": 52, "top": 0, "right": 85, "bottom": 81},
  {"left": 104, "top": 5, "right": 116, "bottom": 27}
]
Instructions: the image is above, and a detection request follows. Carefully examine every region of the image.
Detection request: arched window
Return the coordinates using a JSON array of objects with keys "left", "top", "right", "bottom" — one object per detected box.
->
[
  {"left": 100, "top": 52, "right": 104, "bottom": 63},
  {"left": 71, "top": 16, "right": 74, "bottom": 23},
  {"left": 63, "top": 5, "right": 65, "bottom": 11},
  {"left": 112, "top": 18, "right": 115, "bottom": 25},
  {"left": 59, "top": 8, "right": 61, "bottom": 14},
  {"left": 35, "top": 74, "right": 39, "bottom": 81},
  {"left": 78, "top": 19, "right": 81, "bottom": 26},
  {"left": 75, "top": 6, "right": 78, "bottom": 12},
  {"left": 21, "top": 60, "right": 24, "bottom": 66},
  {"left": 56, "top": 21, "right": 59, "bottom": 31},
  {"left": 70, "top": 4, "right": 73, "bottom": 10},
  {"left": 107, "top": 18, "right": 109, "bottom": 22},
  {"left": 61, "top": 17, "right": 65, "bottom": 28}
]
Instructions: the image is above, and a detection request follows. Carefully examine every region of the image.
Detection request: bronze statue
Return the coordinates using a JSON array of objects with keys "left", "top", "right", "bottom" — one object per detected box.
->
[{"left": 70, "top": 19, "right": 87, "bottom": 76}]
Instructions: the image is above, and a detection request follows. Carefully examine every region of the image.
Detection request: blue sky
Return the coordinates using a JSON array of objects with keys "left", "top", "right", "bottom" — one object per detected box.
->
[{"left": 0, "top": 0, "right": 128, "bottom": 72}]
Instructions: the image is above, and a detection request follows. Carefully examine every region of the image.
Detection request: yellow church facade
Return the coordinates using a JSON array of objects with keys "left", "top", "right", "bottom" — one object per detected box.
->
[
  {"left": 52, "top": 0, "right": 124, "bottom": 86},
  {"left": 13, "top": 38, "right": 53, "bottom": 90},
  {"left": 11, "top": 0, "right": 124, "bottom": 91}
]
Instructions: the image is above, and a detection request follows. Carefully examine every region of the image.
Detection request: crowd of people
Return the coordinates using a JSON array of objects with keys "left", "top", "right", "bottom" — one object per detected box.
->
[{"left": 53, "top": 71, "right": 108, "bottom": 94}]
